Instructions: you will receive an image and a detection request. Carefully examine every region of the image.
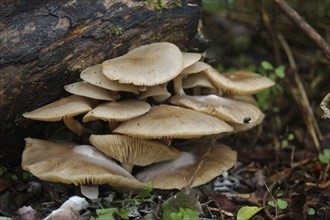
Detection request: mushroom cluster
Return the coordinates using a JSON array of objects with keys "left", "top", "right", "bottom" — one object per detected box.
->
[{"left": 22, "top": 42, "right": 274, "bottom": 192}]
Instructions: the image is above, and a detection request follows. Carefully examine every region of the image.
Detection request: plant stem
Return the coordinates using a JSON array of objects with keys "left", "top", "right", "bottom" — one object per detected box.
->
[{"left": 273, "top": 0, "right": 330, "bottom": 60}]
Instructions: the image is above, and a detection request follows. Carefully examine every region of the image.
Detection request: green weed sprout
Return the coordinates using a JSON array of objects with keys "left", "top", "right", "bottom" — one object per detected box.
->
[
  {"left": 318, "top": 148, "right": 330, "bottom": 164},
  {"left": 256, "top": 61, "right": 285, "bottom": 111}
]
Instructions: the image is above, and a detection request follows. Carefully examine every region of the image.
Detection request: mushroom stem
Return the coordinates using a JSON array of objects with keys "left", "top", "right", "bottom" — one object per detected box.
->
[
  {"left": 121, "top": 162, "right": 134, "bottom": 173},
  {"left": 80, "top": 185, "right": 99, "bottom": 200},
  {"left": 138, "top": 86, "right": 147, "bottom": 92},
  {"left": 108, "top": 121, "right": 120, "bottom": 131},
  {"left": 63, "top": 116, "right": 92, "bottom": 136},
  {"left": 192, "top": 87, "right": 202, "bottom": 96},
  {"left": 174, "top": 75, "right": 185, "bottom": 95},
  {"left": 110, "top": 91, "right": 121, "bottom": 101},
  {"left": 159, "top": 138, "right": 172, "bottom": 146}
]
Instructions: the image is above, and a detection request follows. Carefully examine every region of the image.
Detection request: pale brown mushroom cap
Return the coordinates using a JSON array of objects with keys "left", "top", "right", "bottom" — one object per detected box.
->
[
  {"left": 80, "top": 64, "right": 139, "bottom": 94},
  {"left": 113, "top": 105, "right": 233, "bottom": 139},
  {"left": 89, "top": 134, "right": 180, "bottom": 166},
  {"left": 137, "top": 84, "right": 171, "bottom": 102},
  {"left": 135, "top": 139, "right": 237, "bottom": 189},
  {"left": 23, "top": 95, "right": 95, "bottom": 121},
  {"left": 22, "top": 138, "right": 144, "bottom": 192},
  {"left": 229, "top": 112, "right": 265, "bottom": 134},
  {"left": 182, "top": 61, "right": 209, "bottom": 75},
  {"left": 205, "top": 67, "right": 275, "bottom": 95},
  {"left": 182, "top": 52, "right": 202, "bottom": 69},
  {"left": 233, "top": 95, "right": 258, "bottom": 106},
  {"left": 182, "top": 73, "right": 216, "bottom": 90},
  {"left": 83, "top": 100, "right": 151, "bottom": 122},
  {"left": 64, "top": 81, "right": 118, "bottom": 101},
  {"left": 102, "top": 42, "right": 183, "bottom": 86},
  {"left": 169, "top": 94, "right": 262, "bottom": 124}
]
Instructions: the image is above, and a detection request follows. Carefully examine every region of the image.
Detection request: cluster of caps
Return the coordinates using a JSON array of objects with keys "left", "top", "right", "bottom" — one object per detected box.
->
[{"left": 22, "top": 42, "right": 274, "bottom": 192}]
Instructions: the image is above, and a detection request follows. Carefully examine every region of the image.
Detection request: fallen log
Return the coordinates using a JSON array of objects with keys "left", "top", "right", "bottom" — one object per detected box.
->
[{"left": 0, "top": 0, "right": 201, "bottom": 159}]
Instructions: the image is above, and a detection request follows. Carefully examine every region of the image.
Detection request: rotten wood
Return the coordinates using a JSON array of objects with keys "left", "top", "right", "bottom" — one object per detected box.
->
[{"left": 0, "top": 0, "right": 201, "bottom": 155}]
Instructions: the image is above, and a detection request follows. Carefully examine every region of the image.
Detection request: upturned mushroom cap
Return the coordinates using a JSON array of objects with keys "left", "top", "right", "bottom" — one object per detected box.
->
[
  {"left": 135, "top": 139, "right": 237, "bottom": 189},
  {"left": 182, "top": 52, "right": 202, "bottom": 69},
  {"left": 83, "top": 100, "right": 151, "bottom": 122},
  {"left": 102, "top": 42, "right": 183, "bottom": 86},
  {"left": 64, "top": 81, "right": 119, "bottom": 101},
  {"left": 22, "top": 138, "right": 144, "bottom": 192},
  {"left": 23, "top": 95, "right": 95, "bottom": 121},
  {"left": 89, "top": 134, "right": 180, "bottom": 166},
  {"left": 113, "top": 105, "right": 233, "bottom": 139},
  {"left": 169, "top": 94, "right": 262, "bottom": 124},
  {"left": 80, "top": 64, "right": 139, "bottom": 94},
  {"left": 205, "top": 67, "right": 275, "bottom": 95}
]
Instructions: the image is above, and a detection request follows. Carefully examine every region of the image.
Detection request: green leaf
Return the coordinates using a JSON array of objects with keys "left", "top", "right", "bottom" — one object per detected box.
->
[
  {"left": 267, "top": 201, "right": 276, "bottom": 207},
  {"left": 161, "top": 189, "right": 202, "bottom": 220},
  {"left": 94, "top": 208, "right": 118, "bottom": 220},
  {"left": 247, "top": 64, "right": 257, "bottom": 72},
  {"left": 22, "top": 171, "right": 31, "bottom": 180},
  {"left": 256, "top": 89, "right": 271, "bottom": 110},
  {"left": 135, "top": 182, "right": 152, "bottom": 199},
  {"left": 237, "top": 206, "right": 263, "bottom": 220},
  {"left": 268, "top": 199, "right": 288, "bottom": 209},
  {"left": 287, "top": 133, "right": 295, "bottom": 141},
  {"left": 0, "top": 166, "right": 7, "bottom": 176},
  {"left": 161, "top": 200, "right": 175, "bottom": 220},
  {"left": 261, "top": 61, "right": 274, "bottom": 71},
  {"left": 0, "top": 217, "right": 12, "bottom": 220},
  {"left": 94, "top": 208, "right": 129, "bottom": 220},
  {"left": 275, "top": 65, "right": 285, "bottom": 78},
  {"left": 281, "top": 140, "right": 289, "bottom": 148},
  {"left": 318, "top": 149, "right": 330, "bottom": 164},
  {"left": 170, "top": 208, "right": 199, "bottom": 220},
  {"left": 118, "top": 208, "right": 129, "bottom": 219},
  {"left": 277, "top": 199, "right": 288, "bottom": 209},
  {"left": 307, "top": 207, "right": 315, "bottom": 215}
]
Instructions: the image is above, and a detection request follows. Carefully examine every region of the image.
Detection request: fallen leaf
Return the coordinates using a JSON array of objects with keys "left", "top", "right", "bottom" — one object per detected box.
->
[{"left": 236, "top": 206, "right": 263, "bottom": 220}]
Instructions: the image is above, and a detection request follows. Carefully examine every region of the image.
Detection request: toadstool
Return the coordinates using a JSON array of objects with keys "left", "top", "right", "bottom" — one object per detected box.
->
[
  {"left": 89, "top": 134, "right": 180, "bottom": 172},
  {"left": 169, "top": 94, "right": 262, "bottom": 124},
  {"left": 205, "top": 67, "right": 275, "bottom": 95},
  {"left": 135, "top": 138, "right": 237, "bottom": 189},
  {"left": 102, "top": 42, "right": 183, "bottom": 86},
  {"left": 113, "top": 105, "right": 233, "bottom": 139},
  {"left": 22, "top": 138, "right": 145, "bottom": 193}
]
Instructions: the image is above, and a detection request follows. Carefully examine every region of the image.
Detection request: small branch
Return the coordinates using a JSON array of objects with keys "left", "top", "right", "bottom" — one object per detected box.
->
[
  {"left": 263, "top": 182, "right": 276, "bottom": 220},
  {"left": 258, "top": 1, "right": 282, "bottom": 65},
  {"left": 277, "top": 33, "right": 322, "bottom": 152},
  {"left": 273, "top": 0, "right": 330, "bottom": 60}
]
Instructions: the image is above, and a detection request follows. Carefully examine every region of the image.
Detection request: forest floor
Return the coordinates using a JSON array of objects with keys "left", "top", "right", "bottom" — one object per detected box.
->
[{"left": 1, "top": 1, "right": 330, "bottom": 220}]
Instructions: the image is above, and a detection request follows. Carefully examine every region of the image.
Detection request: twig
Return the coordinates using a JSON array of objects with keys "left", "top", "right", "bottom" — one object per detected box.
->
[
  {"left": 263, "top": 182, "right": 276, "bottom": 220},
  {"left": 186, "top": 137, "right": 216, "bottom": 188},
  {"left": 276, "top": 32, "right": 322, "bottom": 152},
  {"left": 258, "top": 1, "right": 282, "bottom": 65},
  {"left": 272, "top": 0, "right": 330, "bottom": 60}
]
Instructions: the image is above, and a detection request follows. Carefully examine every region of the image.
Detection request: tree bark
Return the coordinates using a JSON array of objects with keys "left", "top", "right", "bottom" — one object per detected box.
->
[{"left": 0, "top": 0, "right": 201, "bottom": 157}]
